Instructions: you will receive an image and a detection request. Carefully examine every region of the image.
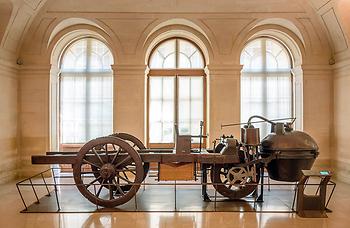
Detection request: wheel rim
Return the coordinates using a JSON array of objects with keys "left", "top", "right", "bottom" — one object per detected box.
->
[
  {"left": 73, "top": 137, "right": 144, "bottom": 207},
  {"left": 210, "top": 164, "right": 259, "bottom": 199}
]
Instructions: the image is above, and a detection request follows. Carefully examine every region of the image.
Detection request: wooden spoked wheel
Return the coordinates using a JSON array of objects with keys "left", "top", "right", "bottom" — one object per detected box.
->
[
  {"left": 210, "top": 164, "right": 259, "bottom": 199},
  {"left": 91, "top": 133, "right": 149, "bottom": 192},
  {"left": 73, "top": 137, "right": 144, "bottom": 208},
  {"left": 110, "top": 132, "right": 149, "bottom": 180}
]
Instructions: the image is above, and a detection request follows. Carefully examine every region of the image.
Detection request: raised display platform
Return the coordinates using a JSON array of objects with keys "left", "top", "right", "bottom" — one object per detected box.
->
[{"left": 16, "top": 169, "right": 335, "bottom": 213}]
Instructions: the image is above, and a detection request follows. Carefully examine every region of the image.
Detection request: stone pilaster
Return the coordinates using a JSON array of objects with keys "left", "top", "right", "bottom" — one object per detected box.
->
[
  {"left": 206, "top": 64, "right": 243, "bottom": 145},
  {"left": 0, "top": 59, "right": 19, "bottom": 183},
  {"left": 302, "top": 64, "right": 333, "bottom": 168},
  {"left": 112, "top": 64, "right": 147, "bottom": 144},
  {"left": 19, "top": 65, "right": 51, "bottom": 177}
]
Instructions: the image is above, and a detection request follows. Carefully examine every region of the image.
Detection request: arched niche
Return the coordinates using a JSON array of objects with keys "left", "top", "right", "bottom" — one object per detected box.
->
[
  {"left": 143, "top": 21, "right": 212, "bottom": 145},
  {"left": 49, "top": 26, "right": 116, "bottom": 150},
  {"left": 237, "top": 25, "right": 305, "bottom": 130},
  {"left": 0, "top": 1, "right": 12, "bottom": 46}
]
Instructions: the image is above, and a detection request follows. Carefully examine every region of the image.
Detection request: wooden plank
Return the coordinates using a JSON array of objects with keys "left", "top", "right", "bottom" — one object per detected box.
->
[
  {"left": 32, "top": 155, "right": 77, "bottom": 164},
  {"left": 46, "top": 151, "right": 78, "bottom": 155},
  {"left": 32, "top": 151, "right": 240, "bottom": 165}
]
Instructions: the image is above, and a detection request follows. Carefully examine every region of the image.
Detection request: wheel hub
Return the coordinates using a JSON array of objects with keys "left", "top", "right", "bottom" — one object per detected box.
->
[
  {"left": 100, "top": 163, "right": 116, "bottom": 179},
  {"left": 227, "top": 167, "right": 251, "bottom": 186}
]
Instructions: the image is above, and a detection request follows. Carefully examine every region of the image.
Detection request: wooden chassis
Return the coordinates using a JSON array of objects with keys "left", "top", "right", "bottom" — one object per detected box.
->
[{"left": 32, "top": 150, "right": 240, "bottom": 165}]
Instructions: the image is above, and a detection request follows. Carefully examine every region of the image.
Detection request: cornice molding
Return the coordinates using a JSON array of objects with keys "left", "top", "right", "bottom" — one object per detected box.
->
[{"left": 19, "top": 65, "right": 51, "bottom": 75}]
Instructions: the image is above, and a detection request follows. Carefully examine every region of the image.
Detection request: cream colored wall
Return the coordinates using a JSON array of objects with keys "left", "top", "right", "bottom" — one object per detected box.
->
[
  {"left": 0, "top": 1, "right": 18, "bottom": 183},
  {"left": 303, "top": 65, "right": 333, "bottom": 168},
  {"left": 333, "top": 59, "right": 350, "bottom": 182},
  {"left": 330, "top": 0, "right": 350, "bottom": 183},
  {"left": 0, "top": 0, "right": 48, "bottom": 181},
  {"left": 0, "top": 56, "right": 18, "bottom": 183},
  {"left": 1, "top": 0, "right": 349, "bottom": 180}
]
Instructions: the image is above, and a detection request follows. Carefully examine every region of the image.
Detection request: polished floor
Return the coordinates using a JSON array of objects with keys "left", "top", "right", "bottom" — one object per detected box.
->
[{"left": 1, "top": 175, "right": 350, "bottom": 228}]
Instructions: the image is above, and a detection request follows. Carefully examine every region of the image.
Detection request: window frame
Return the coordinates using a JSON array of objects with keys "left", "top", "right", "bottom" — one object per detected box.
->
[
  {"left": 58, "top": 37, "right": 114, "bottom": 151},
  {"left": 147, "top": 37, "right": 207, "bottom": 148}
]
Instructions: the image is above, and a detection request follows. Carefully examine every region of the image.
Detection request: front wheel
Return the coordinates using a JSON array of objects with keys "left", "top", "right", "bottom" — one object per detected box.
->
[{"left": 210, "top": 164, "right": 259, "bottom": 199}]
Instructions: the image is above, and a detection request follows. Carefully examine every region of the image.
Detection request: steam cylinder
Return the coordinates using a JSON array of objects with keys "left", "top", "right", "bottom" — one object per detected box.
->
[{"left": 260, "top": 124, "right": 319, "bottom": 182}]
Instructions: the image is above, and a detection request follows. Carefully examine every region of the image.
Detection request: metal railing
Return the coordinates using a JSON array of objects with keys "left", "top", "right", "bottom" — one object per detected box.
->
[{"left": 16, "top": 168, "right": 336, "bottom": 213}]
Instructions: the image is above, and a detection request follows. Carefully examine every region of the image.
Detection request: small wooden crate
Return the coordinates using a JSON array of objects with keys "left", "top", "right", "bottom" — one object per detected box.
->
[{"left": 159, "top": 162, "right": 194, "bottom": 181}]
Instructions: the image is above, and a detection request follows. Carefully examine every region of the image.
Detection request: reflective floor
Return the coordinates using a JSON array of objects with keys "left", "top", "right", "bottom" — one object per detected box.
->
[{"left": 1, "top": 177, "right": 350, "bottom": 228}]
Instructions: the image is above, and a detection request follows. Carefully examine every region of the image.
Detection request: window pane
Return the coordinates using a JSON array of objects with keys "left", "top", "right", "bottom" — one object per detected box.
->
[
  {"left": 60, "top": 38, "right": 113, "bottom": 144},
  {"left": 178, "top": 77, "right": 204, "bottom": 142},
  {"left": 149, "top": 40, "right": 176, "bottom": 69},
  {"left": 178, "top": 39, "right": 204, "bottom": 69},
  {"left": 61, "top": 39, "right": 112, "bottom": 72},
  {"left": 240, "top": 38, "right": 292, "bottom": 137},
  {"left": 149, "top": 77, "right": 175, "bottom": 143},
  {"left": 149, "top": 38, "right": 204, "bottom": 69}
]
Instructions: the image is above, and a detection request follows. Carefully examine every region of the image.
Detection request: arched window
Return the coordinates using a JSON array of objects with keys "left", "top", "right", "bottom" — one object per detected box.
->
[
  {"left": 59, "top": 38, "right": 113, "bottom": 145},
  {"left": 240, "top": 37, "right": 293, "bottom": 136},
  {"left": 148, "top": 38, "right": 205, "bottom": 147}
]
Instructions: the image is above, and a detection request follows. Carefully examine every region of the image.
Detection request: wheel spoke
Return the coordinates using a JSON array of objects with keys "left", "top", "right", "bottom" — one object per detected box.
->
[
  {"left": 111, "top": 148, "right": 122, "bottom": 164},
  {"left": 113, "top": 178, "right": 125, "bottom": 195},
  {"left": 116, "top": 173, "right": 133, "bottom": 184},
  {"left": 96, "top": 180, "right": 105, "bottom": 198},
  {"left": 124, "top": 167, "right": 136, "bottom": 176},
  {"left": 112, "top": 144, "right": 117, "bottom": 152},
  {"left": 122, "top": 171, "right": 129, "bottom": 181},
  {"left": 105, "top": 144, "right": 109, "bottom": 163},
  {"left": 85, "top": 176, "right": 101, "bottom": 189},
  {"left": 83, "top": 159, "right": 101, "bottom": 169},
  {"left": 115, "top": 155, "right": 131, "bottom": 168},
  {"left": 108, "top": 180, "right": 114, "bottom": 200},
  {"left": 92, "top": 148, "right": 105, "bottom": 165}
]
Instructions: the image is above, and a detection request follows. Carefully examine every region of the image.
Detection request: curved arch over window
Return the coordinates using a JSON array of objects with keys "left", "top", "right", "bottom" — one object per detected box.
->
[
  {"left": 240, "top": 38, "right": 293, "bottom": 136},
  {"left": 59, "top": 38, "right": 113, "bottom": 144},
  {"left": 149, "top": 38, "right": 204, "bottom": 69},
  {"left": 148, "top": 38, "right": 206, "bottom": 146}
]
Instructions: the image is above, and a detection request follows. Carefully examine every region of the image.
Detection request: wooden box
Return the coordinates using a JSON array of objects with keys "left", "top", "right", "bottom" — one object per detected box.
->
[
  {"left": 159, "top": 162, "right": 194, "bottom": 181},
  {"left": 175, "top": 135, "right": 191, "bottom": 154}
]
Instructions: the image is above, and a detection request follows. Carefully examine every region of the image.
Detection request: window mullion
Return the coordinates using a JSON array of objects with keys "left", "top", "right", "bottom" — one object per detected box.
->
[
  {"left": 85, "top": 39, "right": 91, "bottom": 141},
  {"left": 262, "top": 38, "right": 268, "bottom": 121},
  {"left": 175, "top": 39, "right": 179, "bottom": 69},
  {"left": 175, "top": 74, "right": 178, "bottom": 142}
]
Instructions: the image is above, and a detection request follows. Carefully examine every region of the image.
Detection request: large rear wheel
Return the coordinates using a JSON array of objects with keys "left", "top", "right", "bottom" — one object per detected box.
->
[{"left": 73, "top": 137, "right": 144, "bottom": 207}]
